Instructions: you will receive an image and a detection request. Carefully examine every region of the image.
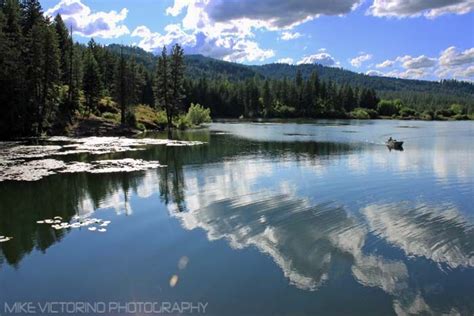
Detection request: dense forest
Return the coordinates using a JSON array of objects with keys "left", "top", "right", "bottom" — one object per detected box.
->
[{"left": 1, "top": 0, "right": 472, "bottom": 139}]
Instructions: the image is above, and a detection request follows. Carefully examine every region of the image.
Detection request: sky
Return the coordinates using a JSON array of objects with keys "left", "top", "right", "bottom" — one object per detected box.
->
[{"left": 39, "top": 0, "right": 474, "bottom": 81}]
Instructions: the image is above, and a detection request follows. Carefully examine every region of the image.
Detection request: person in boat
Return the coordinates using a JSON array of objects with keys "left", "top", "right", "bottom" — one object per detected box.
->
[{"left": 388, "top": 137, "right": 393, "bottom": 142}]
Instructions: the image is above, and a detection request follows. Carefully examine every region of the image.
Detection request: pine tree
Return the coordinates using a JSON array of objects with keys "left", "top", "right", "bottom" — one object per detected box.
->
[
  {"left": 170, "top": 43, "right": 185, "bottom": 123},
  {"left": 154, "top": 46, "right": 172, "bottom": 135},
  {"left": 82, "top": 50, "right": 102, "bottom": 115},
  {"left": 262, "top": 79, "right": 272, "bottom": 117},
  {"left": 53, "top": 14, "right": 70, "bottom": 84},
  {"left": 20, "top": 0, "right": 42, "bottom": 34}
]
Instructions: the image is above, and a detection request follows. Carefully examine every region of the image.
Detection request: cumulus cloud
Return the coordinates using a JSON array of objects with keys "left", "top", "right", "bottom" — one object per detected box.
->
[
  {"left": 131, "top": 24, "right": 196, "bottom": 52},
  {"left": 350, "top": 53, "right": 372, "bottom": 67},
  {"left": 376, "top": 59, "right": 395, "bottom": 68},
  {"left": 368, "top": 0, "right": 474, "bottom": 18},
  {"left": 129, "top": 0, "right": 275, "bottom": 62},
  {"left": 439, "top": 46, "right": 474, "bottom": 67},
  {"left": 276, "top": 57, "right": 294, "bottom": 64},
  {"left": 397, "top": 55, "right": 437, "bottom": 69},
  {"left": 280, "top": 31, "right": 302, "bottom": 41},
  {"left": 298, "top": 52, "right": 338, "bottom": 66},
  {"left": 366, "top": 69, "right": 384, "bottom": 76},
  {"left": 437, "top": 46, "right": 474, "bottom": 80},
  {"left": 204, "top": 0, "right": 363, "bottom": 29},
  {"left": 45, "top": 0, "right": 129, "bottom": 38}
]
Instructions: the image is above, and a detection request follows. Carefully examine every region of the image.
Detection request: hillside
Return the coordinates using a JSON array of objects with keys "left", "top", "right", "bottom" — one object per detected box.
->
[{"left": 104, "top": 46, "right": 474, "bottom": 110}]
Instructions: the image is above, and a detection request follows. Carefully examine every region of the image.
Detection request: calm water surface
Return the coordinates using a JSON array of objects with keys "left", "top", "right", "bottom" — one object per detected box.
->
[{"left": 0, "top": 120, "right": 473, "bottom": 315}]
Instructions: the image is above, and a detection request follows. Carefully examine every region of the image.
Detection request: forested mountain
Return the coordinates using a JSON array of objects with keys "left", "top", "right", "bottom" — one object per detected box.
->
[
  {"left": 108, "top": 49, "right": 474, "bottom": 111},
  {"left": 184, "top": 54, "right": 474, "bottom": 110}
]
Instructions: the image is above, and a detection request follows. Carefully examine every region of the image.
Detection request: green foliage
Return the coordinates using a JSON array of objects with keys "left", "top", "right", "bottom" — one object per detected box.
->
[
  {"left": 348, "top": 108, "right": 377, "bottom": 119},
  {"left": 377, "top": 99, "right": 401, "bottom": 116},
  {"left": 450, "top": 103, "right": 464, "bottom": 115},
  {"left": 102, "top": 112, "right": 119, "bottom": 122},
  {"left": 174, "top": 115, "right": 190, "bottom": 130},
  {"left": 186, "top": 103, "right": 211, "bottom": 126},
  {"left": 399, "top": 107, "right": 418, "bottom": 117},
  {"left": 124, "top": 111, "right": 136, "bottom": 128},
  {"left": 350, "top": 108, "right": 370, "bottom": 119}
]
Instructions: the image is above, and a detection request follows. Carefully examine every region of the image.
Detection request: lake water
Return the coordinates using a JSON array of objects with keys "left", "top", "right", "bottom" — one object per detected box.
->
[{"left": 0, "top": 120, "right": 473, "bottom": 315}]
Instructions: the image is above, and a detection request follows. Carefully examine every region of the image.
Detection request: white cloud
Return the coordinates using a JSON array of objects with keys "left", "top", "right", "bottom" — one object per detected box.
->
[
  {"left": 280, "top": 31, "right": 302, "bottom": 40},
  {"left": 276, "top": 58, "right": 294, "bottom": 64},
  {"left": 166, "top": 0, "right": 193, "bottom": 17},
  {"left": 376, "top": 59, "right": 395, "bottom": 68},
  {"left": 298, "top": 52, "right": 338, "bottom": 66},
  {"left": 131, "top": 24, "right": 196, "bottom": 52},
  {"left": 350, "top": 53, "right": 372, "bottom": 68},
  {"left": 366, "top": 69, "right": 384, "bottom": 76},
  {"left": 439, "top": 46, "right": 474, "bottom": 67},
  {"left": 386, "top": 68, "right": 428, "bottom": 79},
  {"left": 397, "top": 55, "right": 437, "bottom": 69},
  {"left": 45, "top": 0, "right": 129, "bottom": 38},
  {"left": 437, "top": 46, "right": 474, "bottom": 80},
  {"left": 368, "top": 0, "right": 474, "bottom": 18}
]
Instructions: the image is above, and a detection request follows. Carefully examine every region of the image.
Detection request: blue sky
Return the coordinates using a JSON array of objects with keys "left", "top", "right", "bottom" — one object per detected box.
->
[{"left": 40, "top": 0, "right": 474, "bottom": 81}]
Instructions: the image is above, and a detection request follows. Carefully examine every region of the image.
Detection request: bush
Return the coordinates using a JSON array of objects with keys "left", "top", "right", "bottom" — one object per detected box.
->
[
  {"left": 186, "top": 103, "right": 211, "bottom": 126},
  {"left": 350, "top": 108, "right": 370, "bottom": 119},
  {"left": 125, "top": 111, "right": 137, "bottom": 127},
  {"left": 453, "top": 114, "right": 469, "bottom": 120},
  {"left": 102, "top": 112, "right": 118, "bottom": 121},
  {"left": 377, "top": 100, "right": 400, "bottom": 116},
  {"left": 399, "top": 107, "right": 418, "bottom": 117},
  {"left": 98, "top": 97, "right": 118, "bottom": 114},
  {"left": 136, "top": 122, "right": 146, "bottom": 131},
  {"left": 421, "top": 110, "right": 434, "bottom": 120},
  {"left": 450, "top": 103, "right": 464, "bottom": 115},
  {"left": 435, "top": 108, "right": 454, "bottom": 118},
  {"left": 174, "top": 115, "right": 190, "bottom": 130},
  {"left": 272, "top": 101, "right": 296, "bottom": 118}
]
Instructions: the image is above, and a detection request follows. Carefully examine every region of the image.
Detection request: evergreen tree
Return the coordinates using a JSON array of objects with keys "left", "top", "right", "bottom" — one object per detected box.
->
[
  {"left": 170, "top": 44, "right": 185, "bottom": 121},
  {"left": 154, "top": 46, "right": 172, "bottom": 134},
  {"left": 53, "top": 14, "right": 70, "bottom": 84},
  {"left": 262, "top": 79, "right": 272, "bottom": 117},
  {"left": 82, "top": 50, "right": 102, "bottom": 115},
  {"left": 20, "top": 0, "right": 42, "bottom": 34}
]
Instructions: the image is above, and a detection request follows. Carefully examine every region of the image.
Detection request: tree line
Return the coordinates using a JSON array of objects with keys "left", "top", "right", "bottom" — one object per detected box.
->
[{"left": 183, "top": 72, "right": 380, "bottom": 118}]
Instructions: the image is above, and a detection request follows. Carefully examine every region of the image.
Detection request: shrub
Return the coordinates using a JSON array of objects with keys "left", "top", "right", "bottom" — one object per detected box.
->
[
  {"left": 450, "top": 103, "right": 464, "bottom": 115},
  {"left": 435, "top": 108, "right": 454, "bottom": 118},
  {"left": 272, "top": 101, "right": 296, "bottom": 118},
  {"left": 453, "top": 114, "right": 469, "bottom": 120},
  {"left": 102, "top": 112, "right": 119, "bottom": 121},
  {"left": 421, "top": 110, "right": 434, "bottom": 120},
  {"left": 377, "top": 100, "right": 400, "bottom": 116},
  {"left": 98, "top": 97, "right": 118, "bottom": 114},
  {"left": 174, "top": 115, "right": 190, "bottom": 130},
  {"left": 399, "top": 107, "right": 417, "bottom": 117},
  {"left": 136, "top": 122, "right": 146, "bottom": 131},
  {"left": 125, "top": 111, "right": 137, "bottom": 127},
  {"left": 350, "top": 108, "right": 370, "bottom": 119},
  {"left": 186, "top": 103, "right": 211, "bottom": 126}
]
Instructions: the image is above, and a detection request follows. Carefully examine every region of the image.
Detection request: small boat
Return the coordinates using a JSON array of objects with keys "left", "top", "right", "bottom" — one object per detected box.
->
[{"left": 386, "top": 139, "right": 404, "bottom": 150}]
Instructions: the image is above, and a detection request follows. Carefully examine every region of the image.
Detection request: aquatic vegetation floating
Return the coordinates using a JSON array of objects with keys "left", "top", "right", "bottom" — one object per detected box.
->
[
  {"left": 0, "top": 137, "right": 205, "bottom": 161},
  {"left": 35, "top": 216, "right": 112, "bottom": 234},
  {"left": 0, "top": 158, "right": 165, "bottom": 182}
]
